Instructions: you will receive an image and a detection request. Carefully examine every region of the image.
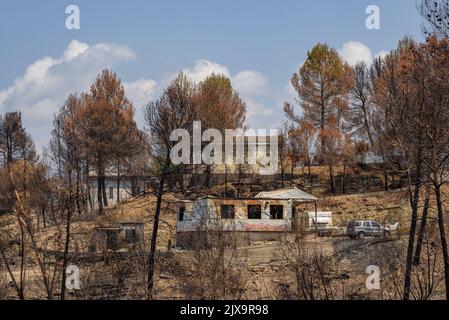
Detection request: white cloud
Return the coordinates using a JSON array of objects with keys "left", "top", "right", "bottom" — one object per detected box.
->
[
  {"left": 339, "top": 41, "right": 389, "bottom": 67},
  {"left": 182, "top": 59, "right": 230, "bottom": 83},
  {"left": 0, "top": 87, "right": 13, "bottom": 107},
  {"left": 62, "top": 40, "right": 89, "bottom": 61},
  {"left": 245, "top": 98, "right": 274, "bottom": 118},
  {"left": 181, "top": 60, "right": 275, "bottom": 127},
  {"left": 0, "top": 50, "right": 282, "bottom": 151},
  {"left": 375, "top": 50, "right": 389, "bottom": 60},
  {"left": 339, "top": 41, "right": 374, "bottom": 66},
  {"left": 182, "top": 60, "right": 270, "bottom": 95},
  {"left": 232, "top": 70, "right": 269, "bottom": 96},
  {"left": 233, "top": 70, "right": 275, "bottom": 128},
  {"left": 0, "top": 40, "right": 152, "bottom": 150},
  {"left": 125, "top": 78, "right": 157, "bottom": 109}
]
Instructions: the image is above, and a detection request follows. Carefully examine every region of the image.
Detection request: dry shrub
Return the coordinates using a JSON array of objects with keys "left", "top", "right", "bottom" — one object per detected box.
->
[
  {"left": 277, "top": 235, "right": 339, "bottom": 300},
  {"left": 75, "top": 248, "right": 146, "bottom": 300},
  {"left": 380, "top": 221, "right": 445, "bottom": 300},
  {"left": 0, "top": 258, "right": 7, "bottom": 299},
  {"left": 171, "top": 222, "right": 248, "bottom": 300}
]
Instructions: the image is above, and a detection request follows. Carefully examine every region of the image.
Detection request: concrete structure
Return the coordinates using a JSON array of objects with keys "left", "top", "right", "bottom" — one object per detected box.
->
[
  {"left": 176, "top": 188, "right": 323, "bottom": 248},
  {"left": 90, "top": 222, "right": 145, "bottom": 253},
  {"left": 181, "top": 134, "right": 284, "bottom": 187},
  {"left": 88, "top": 175, "right": 150, "bottom": 209}
]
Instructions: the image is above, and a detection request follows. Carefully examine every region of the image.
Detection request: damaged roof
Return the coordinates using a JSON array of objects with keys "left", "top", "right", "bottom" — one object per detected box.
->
[{"left": 255, "top": 187, "right": 318, "bottom": 201}]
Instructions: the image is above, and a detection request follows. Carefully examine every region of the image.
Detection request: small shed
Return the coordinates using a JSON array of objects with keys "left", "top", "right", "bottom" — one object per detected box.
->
[{"left": 90, "top": 222, "right": 145, "bottom": 253}]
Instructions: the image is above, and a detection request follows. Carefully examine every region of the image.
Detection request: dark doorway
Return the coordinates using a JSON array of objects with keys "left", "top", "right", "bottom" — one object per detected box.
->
[{"left": 270, "top": 205, "right": 284, "bottom": 219}]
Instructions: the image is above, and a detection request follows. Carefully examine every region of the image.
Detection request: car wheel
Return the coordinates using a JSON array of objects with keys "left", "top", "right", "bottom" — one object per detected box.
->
[{"left": 358, "top": 232, "right": 365, "bottom": 239}]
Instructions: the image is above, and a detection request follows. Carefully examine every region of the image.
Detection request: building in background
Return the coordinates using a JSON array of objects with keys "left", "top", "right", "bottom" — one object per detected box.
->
[{"left": 87, "top": 174, "right": 151, "bottom": 209}]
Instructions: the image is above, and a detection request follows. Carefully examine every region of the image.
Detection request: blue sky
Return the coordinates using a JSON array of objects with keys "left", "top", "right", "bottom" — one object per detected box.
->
[{"left": 0, "top": 1, "right": 423, "bottom": 150}]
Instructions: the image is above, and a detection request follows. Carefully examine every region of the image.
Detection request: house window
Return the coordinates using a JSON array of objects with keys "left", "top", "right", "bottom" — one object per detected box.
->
[
  {"left": 270, "top": 205, "right": 283, "bottom": 219},
  {"left": 125, "top": 229, "right": 138, "bottom": 243},
  {"left": 109, "top": 187, "right": 114, "bottom": 199},
  {"left": 221, "top": 205, "right": 235, "bottom": 219},
  {"left": 179, "top": 207, "right": 185, "bottom": 221},
  {"left": 247, "top": 205, "right": 261, "bottom": 219}
]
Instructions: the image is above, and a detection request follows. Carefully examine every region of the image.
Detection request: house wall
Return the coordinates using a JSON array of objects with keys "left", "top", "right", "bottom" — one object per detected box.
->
[
  {"left": 88, "top": 178, "right": 143, "bottom": 209},
  {"left": 207, "top": 198, "right": 292, "bottom": 220},
  {"left": 177, "top": 198, "right": 294, "bottom": 248}
]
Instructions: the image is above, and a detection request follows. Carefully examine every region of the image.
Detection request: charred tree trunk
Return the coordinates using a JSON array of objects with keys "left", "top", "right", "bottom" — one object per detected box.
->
[
  {"left": 51, "top": 198, "right": 56, "bottom": 223},
  {"left": 41, "top": 206, "right": 47, "bottom": 229},
  {"left": 60, "top": 173, "right": 73, "bottom": 300},
  {"left": 403, "top": 152, "right": 422, "bottom": 300},
  {"left": 18, "top": 224, "right": 26, "bottom": 300},
  {"left": 116, "top": 162, "right": 120, "bottom": 204},
  {"left": 101, "top": 175, "right": 108, "bottom": 208},
  {"left": 75, "top": 167, "right": 82, "bottom": 215},
  {"left": 342, "top": 164, "right": 347, "bottom": 195},
  {"left": 328, "top": 165, "right": 336, "bottom": 196},
  {"left": 434, "top": 182, "right": 449, "bottom": 300},
  {"left": 205, "top": 165, "right": 211, "bottom": 189},
  {"left": 0, "top": 244, "right": 24, "bottom": 300},
  {"left": 308, "top": 162, "right": 312, "bottom": 187},
  {"left": 281, "top": 165, "right": 285, "bottom": 189},
  {"left": 224, "top": 165, "right": 228, "bottom": 198},
  {"left": 237, "top": 165, "right": 242, "bottom": 199},
  {"left": 97, "top": 166, "right": 103, "bottom": 215},
  {"left": 85, "top": 162, "right": 93, "bottom": 212},
  {"left": 413, "top": 185, "right": 431, "bottom": 266},
  {"left": 382, "top": 154, "right": 389, "bottom": 191},
  {"left": 147, "top": 162, "right": 169, "bottom": 299},
  {"left": 291, "top": 160, "right": 295, "bottom": 185},
  {"left": 178, "top": 166, "right": 184, "bottom": 193}
]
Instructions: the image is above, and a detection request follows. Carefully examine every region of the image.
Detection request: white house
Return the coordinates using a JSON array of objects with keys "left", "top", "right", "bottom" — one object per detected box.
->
[{"left": 176, "top": 187, "right": 324, "bottom": 248}]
